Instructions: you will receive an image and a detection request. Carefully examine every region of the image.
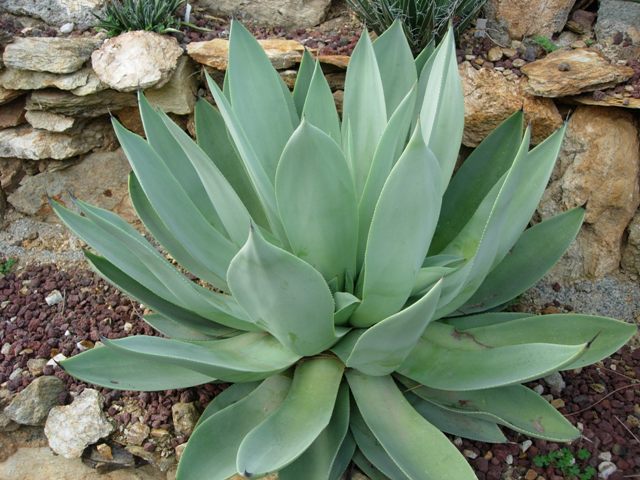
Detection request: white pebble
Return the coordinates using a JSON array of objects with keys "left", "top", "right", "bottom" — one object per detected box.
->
[
  {"left": 533, "top": 384, "right": 544, "bottom": 395},
  {"left": 1, "top": 343, "right": 10, "bottom": 355},
  {"left": 60, "top": 22, "right": 74, "bottom": 33},
  {"left": 506, "top": 454, "right": 513, "bottom": 465},
  {"left": 9, "top": 367, "right": 23, "bottom": 381},
  {"left": 45, "top": 290, "right": 63, "bottom": 306},
  {"left": 520, "top": 440, "right": 533, "bottom": 453},
  {"left": 46, "top": 353, "right": 67, "bottom": 366},
  {"left": 598, "top": 452, "right": 612, "bottom": 462},
  {"left": 577, "top": 422, "right": 584, "bottom": 431},
  {"left": 453, "top": 437, "right": 463, "bottom": 447},
  {"left": 598, "top": 461, "right": 617, "bottom": 479},
  {"left": 123, "top": 322, "right": 133, "bottom": 333},
  {"left": 463, "top": 449, "right": 478, "bottom": 459}
]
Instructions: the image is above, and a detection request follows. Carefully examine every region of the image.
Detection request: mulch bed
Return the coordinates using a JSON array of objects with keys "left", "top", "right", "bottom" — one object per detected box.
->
[{"left": 1, "top": 262, "right": 639, "bottom": 478}]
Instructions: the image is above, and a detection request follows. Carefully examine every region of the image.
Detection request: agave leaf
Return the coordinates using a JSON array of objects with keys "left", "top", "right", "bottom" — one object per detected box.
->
[
  {"left": 275, "top": 121, "right": 357, "bottom": 286},
  {"left": 142, "top": 314, "right": 223, "bottom": 340},
  {"left": 226, "top": 21, "right": 295, "bottom": 183},
  {"left": 462, "top": 208, "right": 585, "bottom": 314},
  {"left": 373, "top": 19, "right": 417, "bottom": 117},
  {"left": 334, "top": 292, "right": 361, "bottom": 326},
  {"left": 336, "top": 280, "right": 442, "bottom": 375},
  {"left": 138, "top": 93, "right": 225, "bottom": 234},
  {"left": 465, "top": 314, "right": 637, "bottom": 369},
  {"left": 352, "top": 126, "right": 441, "bottom": 327},
  {"left": 411, "top": 263, "right": 464, "bottom": 297},
  {"left": 279, "top": 382, "right": 350, "bottom": 480},
  {"left": 405, "top": 392, "right": 507, "bottom": 443},
  {"left": 236, "top": 357, "right": 345, "bottom": 476},
  {"left": 342, "top": 29, "right": 387, "bottom": 197},
  {"left": 419, "top": 26, "right": 464, "bottom": 189},
  {"left": 414, "top": 40, "right": 435, "bottom": 75},
  {"left": 176, "top": 375, "right": 291, "bottom": 480},
  {"left": 227, "top": 225, "right": 343, "bottom": 356},
  {"left": 493, "top": 126, "right": 567, "bottom": 264},
  {"left": 196, "top": 382, "right": 261, "bottom": 428},
  {"left": 431, "top": 111, "right": 525, "bottom": 254},
  {"left": 154, "top": 108, "right": 253, "bottom": 248},
  {"left": 83, "top": 252, "right": 234, "bottom": 337},
  {"left": 194, "top": 99, "right": 267, "bottom": 227},
  {"left": 398, "top": 322, "right": 587, "bottom": 391},
  {"left": 129, "top": 173, "right": 227, "bottom": 289},
  {"left": 100, "top": 333, "right": 300, "bottom": 383},
  {"left": 329, "top": 433, "right": 357, "bottom": 480},
  {"left": 112, "top": 119, "right": 237, "bottom": 281},
  {"left": 302, "top": 62, "right": 341, "bottom": 144},
  {"left": 353, "top": 450, "right": 394, "bottom": 480},
  {"left": 66, "top": 198, "right": 256, "bottom": 331},
  {"left": 403, "top": 380, "right": 580, "bottom": 442},
  {"left": 348, "top": 371, "right": 476, "bottom": 479},
  {"left": 293, "top": 48, "right": 316, "bottom": 116},
  {"left": 351, "top": 407, "right": 409, "bottom": 480},
  {"left": 445, "top": 312, "right": 532, "bottom": 330},
  {"left": 357, "top": 86, "right": 417, "bottom": 266},
  {"left": 60, "top": 344, "right": 217, "bottom": 391},
  {"left": 206, "top": 72, "right": 285, "bottom": 242}
]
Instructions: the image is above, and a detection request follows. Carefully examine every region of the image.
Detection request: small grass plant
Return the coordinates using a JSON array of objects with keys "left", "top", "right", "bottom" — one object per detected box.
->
[
  {"left": 533, "top": 447, "right": 597, "bottom": 480},
  {"left": 0, "top": 258, "right": 16, "bottom": 276}
]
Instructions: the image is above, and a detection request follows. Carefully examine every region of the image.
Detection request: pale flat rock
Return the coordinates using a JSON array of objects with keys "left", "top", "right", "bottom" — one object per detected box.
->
[
  {"left": 0, "top": 0, "right": 107, "bottom": 28},
  {"left": 459, "top": 63, "right": 562, "bottom": 147},
  {"left": 194, "top": 0, "right": 331, "bottom": 27},
  {"left": 0, "top": 119, "right": 111, "bottom": 160},
  {"left": 596, "top": 0, "right": 640, "bottom": 45},
  {"left": 3, "top": 37, "right": 103, "bottom": 74},
  {"left": 0, "top": 447, "right": 164, "bottom": 480},
  {"left": 146, "top": 56, "right": 198, "bottom": 115},
  {"left": 0, "top": 67, "right": 93, "bottom": 91},
  {"left": 0, "top": 86, "right": 22, "bottom": 105},
  {"left": 187, "top": 38, "right": 304, "bottom": 70},
  {"left": 521, "top": 48, "right": 634, "bottom": 97},
  {"left": 45, "top": 389, "right": 114, "bottom": 458},
  {"left": 92, "top": 31, "right": 183, "bottom": 92},
  {"left": 25, "top": 110, "right": 78, "bottom": 132},
  {"left": 8, "top": 148, "right": 134, "bottom": 222},
  {"left": 26, "top": 89, "right": 136, "bottom": 117},
  {"left": 3, "top": 376, "right": 66, "bottom": 425},
  {"left": 539, "top": 106, "right": 640, "bottom": 279},
  {"left": 70, "top": 70, "right": 107, "bottom": 96},
  {"left": 569, "top": 93, "right": 640, "bottom": 109},
  {"left": 485, "top": 0, "right": 576, "bottom": 40},
  {"left": 317, "top": 54, "right": 350, "bottom": 69}
]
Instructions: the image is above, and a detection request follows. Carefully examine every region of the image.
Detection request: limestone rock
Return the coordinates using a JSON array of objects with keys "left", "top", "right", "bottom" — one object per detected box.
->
[
  {"left": 25, "top": 111, "right": 79, "bottom": 132},
  {"left": 3, "top": 376, "right": 66, "bottom": 425},
  {"left": 569, "top": 93, "right": 640, "bottom": 109},
  {"left": 538, "top": 106, "right": 640, "bottom": 279},
  {"left": 318, "top": 55, "right": 350, "bottom": 69},
  {"left": 0, "top": 67, "right": 94, "bottom": 91},
  {"left": 596, "top": 0, "right": 640, "bottom": 45},
  {"left": 622, "top": 211, "right": 640, "bottom": 276},
  {"left": 0, "top": 119, "right": 111, "bottom": 160},
  {"left": 171, "top": 402, "right": 199, "bottom": 436},
  {"left": 459, "top": 63, "right": 562, "bottom": 147},
  {"left": 124, "top": 422, "right": 150, "bottom": 446},
  {"left": 0, "top": 96, "right": 26, "bottom": 128},
  {"left": 521, "top": 48, "right": 634, "bottom": 97},
  {"left": 194, "top": 0, "right": 331, "bottom": 28},
  {"left": 91, "top": 32, "right": 183, "bottom": 92},
  {"left": 145, "top": 56, "right": 198, "bottom": 115},
  {"left": 26, "top": 89, "right": 136, "bottom": 118},
  {"left": 187, "top": 38, "right": 304, "bottom": 70},
  {"left": 0, "top": 86, "right": 22, "bottom": 105},
  {"left": 45, "top": 389, "right": 114, "bottom": 458},
  {"left": 70, "top": 70, "right": 108, "bottom": 96},
  {"left": 0, "top": 0, "right": 107, "bottom": 28},
  {"left": 485, "top": 0, "right": 576, "bottom": 40},
  {"left": 0, "top": 447, "right": 165, "bottom": 480},
  {"left": 8, "top": 148, "right": 134, "bottom": 221},
  {"left": 3, "top": 37, "right": 103, "bottom": 74}
]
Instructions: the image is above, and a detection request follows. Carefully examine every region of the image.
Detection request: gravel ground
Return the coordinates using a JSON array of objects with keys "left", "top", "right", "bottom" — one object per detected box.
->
[{"left": 1, "top": 262, "right": 639, "bottom": 478}]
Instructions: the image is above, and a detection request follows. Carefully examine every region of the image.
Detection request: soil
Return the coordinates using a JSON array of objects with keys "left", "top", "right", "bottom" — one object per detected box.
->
[{"left": 1, "top": 261, "right": 639, "bottom": 478}]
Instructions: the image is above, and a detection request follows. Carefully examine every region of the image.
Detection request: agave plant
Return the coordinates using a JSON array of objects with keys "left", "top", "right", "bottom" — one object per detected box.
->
[{"left": 53, "top": 20, "right": 635, "bottom": 480}]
